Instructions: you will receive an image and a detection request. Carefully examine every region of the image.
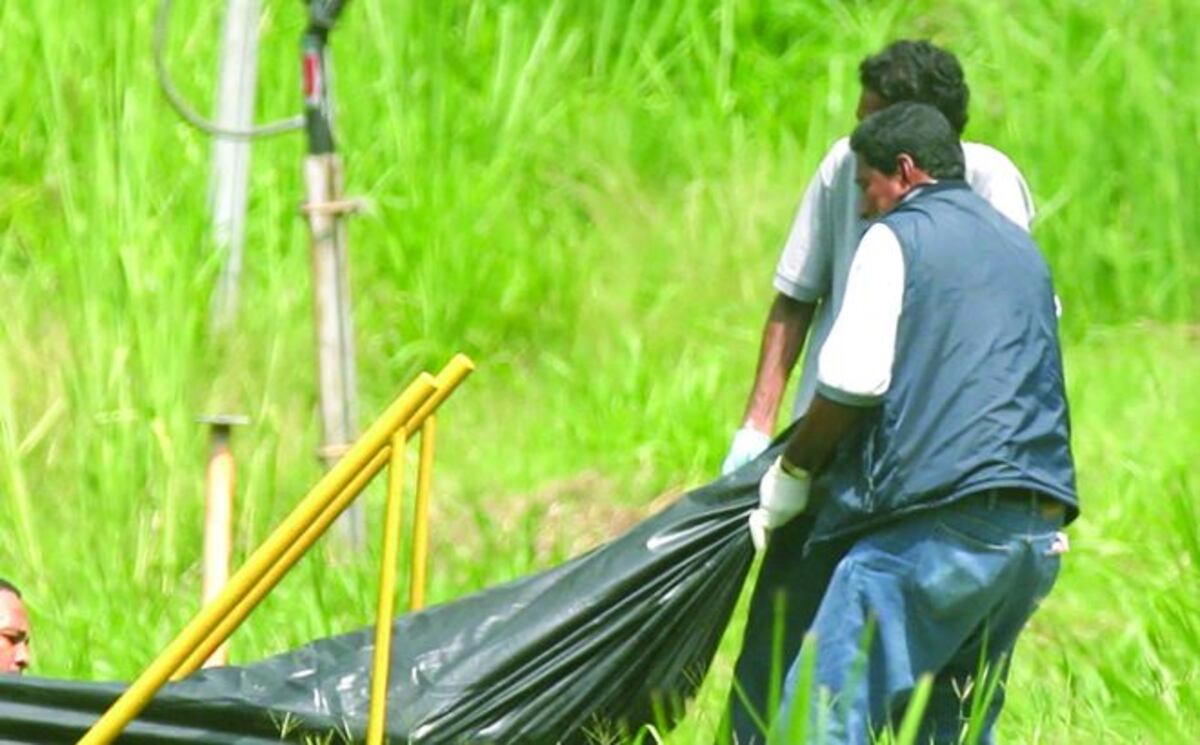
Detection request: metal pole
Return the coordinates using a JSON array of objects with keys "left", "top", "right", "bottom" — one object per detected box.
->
[
  {"left": 366, "top": 429, "right": 408, "bottom": 745},
  {"left": 176, "top": 447, "right": 389, "bottom": 679},
  {"left": 301, "top": 2, "right": 364, "bottom": 549},
  {"left": 198, "top": 415, "right": 247, "bottom": 667},
  {"left": 80, "top": 374, "right": 438, "bottom": 745},
  {"left": 208, "top": 0, "right": 260, "bottom": 332},
  {"left": 409, "top": 415, "right": 436, "bottom": 611}
]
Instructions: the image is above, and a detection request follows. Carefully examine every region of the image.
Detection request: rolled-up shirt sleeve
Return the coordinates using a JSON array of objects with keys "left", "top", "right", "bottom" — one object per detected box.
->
[{"left": 816, "top": 223, "right": 905, "bottom": 406}]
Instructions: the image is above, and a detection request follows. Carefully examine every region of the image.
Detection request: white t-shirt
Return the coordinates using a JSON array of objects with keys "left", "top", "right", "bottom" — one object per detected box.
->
[{"left": 773, "top": 137, "right": 1035, "bottom": 419}]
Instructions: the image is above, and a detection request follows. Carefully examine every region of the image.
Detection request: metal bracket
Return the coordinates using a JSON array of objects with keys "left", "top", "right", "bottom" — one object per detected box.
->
[
  {"left": 317, "top": 442, "right": 353, "bottom": 460},
  {"left": 306, "top": 0, "right": 349, "bottom": 32},
  {"left": 299, "top": 197, "right": 369, "bottom": 217}
]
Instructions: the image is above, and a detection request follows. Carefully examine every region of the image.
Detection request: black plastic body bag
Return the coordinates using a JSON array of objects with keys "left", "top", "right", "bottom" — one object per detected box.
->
[{"left": 0, "top": 452, "right": 776, "bottom": 743}]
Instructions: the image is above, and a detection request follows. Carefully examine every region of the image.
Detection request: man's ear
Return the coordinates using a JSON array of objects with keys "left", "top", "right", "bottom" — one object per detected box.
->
[{"left": 896, "top": 153, "right": 918, "bottom": 185}]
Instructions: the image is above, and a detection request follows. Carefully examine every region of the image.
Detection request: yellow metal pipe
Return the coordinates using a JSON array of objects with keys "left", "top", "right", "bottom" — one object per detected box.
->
[
  {"left": 402, "top": 354, "right": 471, "bottom": 613},
  {"left": 410, "top": 354, "right": 475, "bottom": 427},
  {"left": 366, "top": 430, "right": 408, "bottom": 745},
  {"left": 174, "top": 354, "right": 475, "bottom": 679},
  {"left": 409, "top": 415, "right": 437, "bottom": 611},
  {"left": 174, "top": 446, "right": 391, "bottom": 678},
  {"left": 80, "top": 373, "right": 439, "bottom": 745}
]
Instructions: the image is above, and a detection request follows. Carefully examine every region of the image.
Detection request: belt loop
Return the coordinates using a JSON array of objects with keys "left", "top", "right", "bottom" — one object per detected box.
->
[{"left": 984, "top": 489, "right": 998, "bottom": 509}]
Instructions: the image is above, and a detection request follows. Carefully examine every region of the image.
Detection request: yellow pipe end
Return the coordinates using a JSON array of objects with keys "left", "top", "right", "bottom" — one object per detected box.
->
[{"left": 449, "top": 352, "right": 475, "bottom": 373}]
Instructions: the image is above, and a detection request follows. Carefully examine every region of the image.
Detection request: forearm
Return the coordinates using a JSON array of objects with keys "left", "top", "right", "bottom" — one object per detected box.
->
[
  {"left": 740, "top": 294, "right": 816, "bottom": 433},
  {"left": 782, "top": 394, "right": 865, "bottom": 474},
  {"left": 750, "top": 392, "right": 860, "bottom": 551}
]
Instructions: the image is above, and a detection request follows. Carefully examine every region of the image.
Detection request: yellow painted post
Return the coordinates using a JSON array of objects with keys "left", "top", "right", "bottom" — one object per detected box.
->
[
  {"left": 175, "top": 354, "right": 475, "bottom": 678},
  {"left": 80, "top": 373, "right": 439, "bottom": 745},
  {"left": 366, "top": 430, "right": 408, "bottom": 745},
  {"left": 409, "top": 354, "right": 475, "bottom": 427},
  {"left": 409, "top": 415, "right": 437, "bottom": 611},
  {"left": 200, "top": 418, "right": 238, "bottom": 667}
]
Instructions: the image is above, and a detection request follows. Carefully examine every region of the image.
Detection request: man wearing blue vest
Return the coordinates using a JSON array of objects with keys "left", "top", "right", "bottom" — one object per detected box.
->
[
  {"left": 720, "top": 40, "right": 1041, "bottom": 745},
  {"left": 751, "top": 102, "right": 1078, "bottom": 743}
]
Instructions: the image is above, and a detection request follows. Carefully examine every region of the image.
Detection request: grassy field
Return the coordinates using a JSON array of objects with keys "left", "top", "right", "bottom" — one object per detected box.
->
[{"left": 0, "top": 0, "right": 1197, "bottom": 741}]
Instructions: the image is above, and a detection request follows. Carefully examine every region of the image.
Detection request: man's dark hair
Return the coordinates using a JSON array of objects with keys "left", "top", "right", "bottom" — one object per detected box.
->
[
  {"left": 850, "top": 102, "right": 966, "bottom": 180},
  {"left": 860, "top": 40, "right": 969, "bottom": 134},
  {"left": 0, "top": 579, "right": 20, "bottom": 599}
]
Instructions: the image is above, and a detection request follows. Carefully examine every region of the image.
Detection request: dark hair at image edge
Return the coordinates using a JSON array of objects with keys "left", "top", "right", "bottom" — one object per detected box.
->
[
  {"left": 850, "top": 102, "right": 966, "bottom": 180},
  {"left": 0, "top": 578, "right": 20, "bottom": 598},
  {"left": 860, "top": 39, "right": 970, "bottom": 134}
]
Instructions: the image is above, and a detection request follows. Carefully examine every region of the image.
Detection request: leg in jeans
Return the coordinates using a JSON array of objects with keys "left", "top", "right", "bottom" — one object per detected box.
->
[
  {"left": 721, "top": 516, "right": 850, "bottom": 744},
  {"left": 916, "top": 504, "right": 1061, "bottom": 745},
  {"left": 776, "top": 497, "right": 1063, "bottom": 744}
]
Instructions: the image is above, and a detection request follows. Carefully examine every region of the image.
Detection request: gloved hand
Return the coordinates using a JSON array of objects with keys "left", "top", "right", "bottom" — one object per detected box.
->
[
  {"left": 721, "top": 426, "right": 772, "bottom": 475},
  {"left": 748, "top": 456, "right": 811, "bottom": 551}
]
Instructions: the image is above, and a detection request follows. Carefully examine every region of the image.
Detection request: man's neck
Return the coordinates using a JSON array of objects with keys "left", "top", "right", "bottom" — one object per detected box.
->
[{"left": 897, "top": 179, "right": 936, "bottom": 204}]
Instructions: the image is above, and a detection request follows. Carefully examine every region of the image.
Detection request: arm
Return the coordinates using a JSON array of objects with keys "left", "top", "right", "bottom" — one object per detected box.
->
[
  {"left": 722, "top": 141, "right": 846, "bottom": 475},
  {"left": 781, "top": 394, "right": 864, "bottom": 474},
  {"left": 740, "top": 294, "right": 816, "bottom": 434},
  {"left": 746, "top": 141, "right": 849, "bottom": 432},
  {"left": 751, "top": 223, "right": 905, "bottom": 547},
  {"left": 779, "top": 222, "right": 905, "bottom": 470},
  {"left": 721, "top": 293, "right": 816, "bottom": 475}
]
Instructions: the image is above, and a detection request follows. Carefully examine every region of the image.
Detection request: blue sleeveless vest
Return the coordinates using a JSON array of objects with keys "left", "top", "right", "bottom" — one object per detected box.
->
[{"left": 810, "top": 181, "right": 1078, "bottom": 542}]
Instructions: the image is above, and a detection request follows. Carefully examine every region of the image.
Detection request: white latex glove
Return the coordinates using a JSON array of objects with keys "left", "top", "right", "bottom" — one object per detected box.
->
[
  {"left": 721, "top": 426, "right": 773, "bottom": 475},
  {"left": 748, "top": 456, "right": 811, "bottom": 551}
]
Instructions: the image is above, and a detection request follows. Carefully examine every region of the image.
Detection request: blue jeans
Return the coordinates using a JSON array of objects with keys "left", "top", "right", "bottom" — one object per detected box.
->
[
  {"left": 723, "top": 516, "right": 852, "bottom": 745},
  {"left": 776, "top": 494, "right": 1064, "bottom": 744}
]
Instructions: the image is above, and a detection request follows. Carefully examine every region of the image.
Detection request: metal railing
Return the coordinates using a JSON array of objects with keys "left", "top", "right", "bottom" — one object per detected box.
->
[{"left": 80, "top": 354, "right": 475, "bottom": 744}]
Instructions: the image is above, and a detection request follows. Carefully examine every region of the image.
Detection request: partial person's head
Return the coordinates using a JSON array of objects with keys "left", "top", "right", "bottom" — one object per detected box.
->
[
  {"left": 850, "top": 102, "right": 965, "bottom": 218},
  {"left": 0, "top": 579, "right": 30, "bottom": 675},
  {"left": 857, "top": 40, "right": 969, "bottom": 134}
]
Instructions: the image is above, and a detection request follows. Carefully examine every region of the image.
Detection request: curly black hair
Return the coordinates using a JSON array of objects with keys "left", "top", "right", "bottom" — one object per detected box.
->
[{"left": 859, "top": 40, "right": 969, "bottom": 134}]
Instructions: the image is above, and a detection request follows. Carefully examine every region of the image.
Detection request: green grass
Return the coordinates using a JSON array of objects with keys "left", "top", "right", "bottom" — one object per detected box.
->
[{"left": 0, "top": 0, "right": 1197, "bottom": 741}]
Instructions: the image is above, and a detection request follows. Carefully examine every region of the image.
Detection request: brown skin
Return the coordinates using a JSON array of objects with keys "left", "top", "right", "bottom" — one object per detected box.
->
[
  {"left": 781, "top": 394, "right": 866, "bottom": 474},
  {"left": 736, "top": 90, "right": 890, "bottom": 435},
  {"left": 856, "top": 89, "right": 890, "bottom": 121},
  {"left": 781, "top": 155, "right": 937, "bottom": 476},
  {"left": 855, "top": 152, "right": 933, "bottom": 219},
  {"left": 740, "top": 295, "right": 815, "bottom": 433},
  {"left": 0, "top": 590, "right": 30, "bottom": 674}
]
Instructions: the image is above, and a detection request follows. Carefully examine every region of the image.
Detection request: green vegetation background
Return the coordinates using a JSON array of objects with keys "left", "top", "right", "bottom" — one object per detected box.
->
[{"left": 1, "top": 0, "right": 1197, "bottom": 741}]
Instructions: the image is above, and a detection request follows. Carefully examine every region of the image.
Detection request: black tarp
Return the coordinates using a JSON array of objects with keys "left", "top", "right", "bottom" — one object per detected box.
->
[{"left": 0, "top": 451, "right": 772, "bottom": 744}]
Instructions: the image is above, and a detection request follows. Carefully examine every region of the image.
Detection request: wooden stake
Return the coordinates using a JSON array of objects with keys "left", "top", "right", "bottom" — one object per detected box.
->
[{"left": 305, "top": 152, "right": 363, "bottom": 548}]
